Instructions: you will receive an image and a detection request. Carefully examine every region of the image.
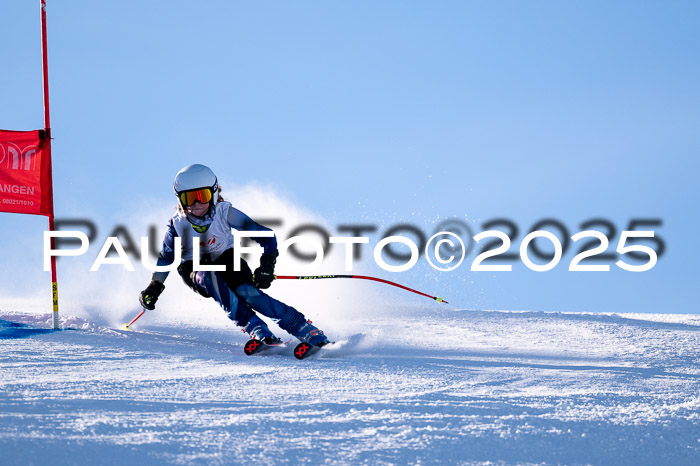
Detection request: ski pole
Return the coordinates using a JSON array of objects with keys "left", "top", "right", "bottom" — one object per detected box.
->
[
  {"left": 123, "top": 309, "right": 146, "bottom": 330},
  {"left": 274, "top": 275, "right": 448, "bottom": 304}
]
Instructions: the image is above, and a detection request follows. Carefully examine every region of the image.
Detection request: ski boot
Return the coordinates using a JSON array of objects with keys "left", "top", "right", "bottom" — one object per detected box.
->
[
  {"left": 290, "top": 320, "right": 330, "bottom": 360},
  {"left": 243, "top": 320, "right": 284, "bottom": 356},
  {"left": 295, "top": 320, "right": 329, "bottom": 347},
  {"left": 245, "top": 318, "right": 282, "bottom": 345},
  {"left": 277, "top": 309, "right": 330, "bottom": 359}
]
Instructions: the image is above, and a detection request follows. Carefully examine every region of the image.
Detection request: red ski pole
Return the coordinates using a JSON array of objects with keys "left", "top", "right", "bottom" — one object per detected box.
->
[
  {"left": 123, "top": 309, "right": 146, "bottom": 330},
  {"left": 274, "top": 274, "right": 448, "bottom": 304}
]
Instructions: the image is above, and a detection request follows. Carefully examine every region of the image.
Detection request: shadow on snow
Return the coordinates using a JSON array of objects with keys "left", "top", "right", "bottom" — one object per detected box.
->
[{"left": 0, "top": 318, "right": 57, "bottom": 339}]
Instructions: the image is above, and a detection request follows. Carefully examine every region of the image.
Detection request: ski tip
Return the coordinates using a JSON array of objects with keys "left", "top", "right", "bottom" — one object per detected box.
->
[
  {"left": 293, "top": 342, "right": 314, "bottom": 360},
  {"left": 244, "top": 339, "right": 263, "bottom": 356},
  {"left": 293, "top": 341, "right": 333, "bottom": 359},
  {"left": 122, "top": 324, "right": 131, "bottom": 331}
]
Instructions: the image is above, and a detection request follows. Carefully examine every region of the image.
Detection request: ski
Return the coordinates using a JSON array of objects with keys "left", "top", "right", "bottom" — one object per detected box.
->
[
  {"left": 293, "top": 341, "right": 334, "bottom": 360},
  {"left": 243, "top": 338, "right": 287, "bottom": 356},
  {"left": 246, "top": 339, "right": 335, "bottom": 359},
  {"left": 293, "top": 342, "right": 317, "bottom": 359}
]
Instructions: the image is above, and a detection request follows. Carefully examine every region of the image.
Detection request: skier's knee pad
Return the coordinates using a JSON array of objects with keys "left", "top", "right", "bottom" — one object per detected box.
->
[
  {"left": 277, "top": 308, "right": 306, "bottom": 334},
  {"left": 190, "top": 271, "right": 210, "bottom": 298},
  {"left": 178, "top": 261, "right": 210, "bottom": 298}
]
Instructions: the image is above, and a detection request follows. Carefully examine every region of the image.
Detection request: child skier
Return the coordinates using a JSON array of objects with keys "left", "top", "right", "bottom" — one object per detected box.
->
[{"left": 138, "top": 163, "right": 329, "bottom": 347}]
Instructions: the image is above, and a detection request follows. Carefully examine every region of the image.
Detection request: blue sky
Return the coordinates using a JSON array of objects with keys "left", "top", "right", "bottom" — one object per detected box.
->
[{"left": 1, "top": 1, "right": 698, "bottom": 315}]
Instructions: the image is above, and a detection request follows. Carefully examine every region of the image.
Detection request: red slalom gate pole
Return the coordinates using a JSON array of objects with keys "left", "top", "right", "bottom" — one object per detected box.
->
[
  {"left": 41, "top": 0, "right": 60, "bottom": 330},
  {"left": 274, "top": 275, "right": 448, "bottom": 304}
]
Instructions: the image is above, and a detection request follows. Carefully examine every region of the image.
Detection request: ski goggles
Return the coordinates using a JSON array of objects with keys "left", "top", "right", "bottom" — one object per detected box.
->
[{"left": 178, "top": 188, "right": 214, "bottom": 206}]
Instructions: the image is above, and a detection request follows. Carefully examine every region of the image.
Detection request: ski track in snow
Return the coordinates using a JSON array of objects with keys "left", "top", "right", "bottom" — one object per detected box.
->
[{"left": 1, "top": 309, "right": 699, "bottom": 465}]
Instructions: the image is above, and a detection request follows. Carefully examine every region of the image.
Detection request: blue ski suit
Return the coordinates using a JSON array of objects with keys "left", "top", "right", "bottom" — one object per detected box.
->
[{"left": 150, "top": 201, "right": 308, "bottom": 338}]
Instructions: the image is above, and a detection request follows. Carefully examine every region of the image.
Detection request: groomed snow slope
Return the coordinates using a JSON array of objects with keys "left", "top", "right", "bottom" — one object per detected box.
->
[{"left": 1, "top": 308, "right": 699, "bottom": 465}]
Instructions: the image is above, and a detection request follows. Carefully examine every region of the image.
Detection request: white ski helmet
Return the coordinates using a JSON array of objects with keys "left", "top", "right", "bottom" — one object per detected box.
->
[{"left": 173, "top": 164, "right": 219, "bottom": 208}]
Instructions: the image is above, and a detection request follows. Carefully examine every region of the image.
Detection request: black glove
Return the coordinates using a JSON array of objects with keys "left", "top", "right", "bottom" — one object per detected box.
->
[
  {"left": 139, "top": 280, "right": 165, "bottom": 310},
  {"left": 253, "top": 253, "right": 277, "bottom": 289}
]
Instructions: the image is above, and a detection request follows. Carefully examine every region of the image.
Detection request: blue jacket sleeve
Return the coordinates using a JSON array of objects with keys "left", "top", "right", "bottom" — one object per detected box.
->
[
  {"left": 151, "top": 219, "right": 178, "bottom": 283},
  {"left": 227, "top": 206, "right": 278, "bottom": 256}
]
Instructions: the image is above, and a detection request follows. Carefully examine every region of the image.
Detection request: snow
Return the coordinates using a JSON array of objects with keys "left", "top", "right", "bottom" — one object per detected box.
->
[{"left": 1, "top": 308, "right": 699, "bottom": 465}]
